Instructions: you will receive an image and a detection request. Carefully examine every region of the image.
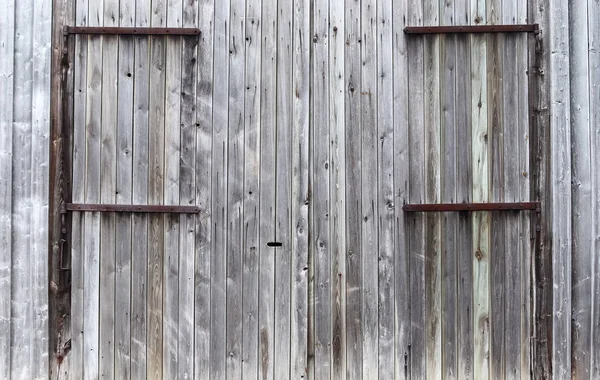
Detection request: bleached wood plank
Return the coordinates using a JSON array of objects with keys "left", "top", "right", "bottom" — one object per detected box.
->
[
  {"left": 114, "top": 0, "right": 135, "bottom": 377},
  {"left": 569, "top": 0, "right": 592, "bottom": 377},
  {"left": 291, "top": 0, "right": 310, "bottom": 378},
  {"left": 329, "top": 0, "right": 346, "bottom": 378},
  {"left": 549, "top": 0, "right": 572, "bottom": 376},
  {"left": 470, "top": 0, "right": 490, "bottom": 378},
  {"left": 98, "top": 0, "right": 119, "bottom": 377},
  {"left": 162, "top": 0, "right": 182, "bottom": 376},
  {"left": 178, "top": 2, "right": 198, "bottom": 379},
  {"left": 274, "top": 0, "right": 293, "bottom": 377},
  {"left": 376, "top": 0, "right": 394, "bottom": 377},
  {"left": 392, "top": 0, "right": 410, "bottom": 378},
  {"left": 147, "top": 1, "right": 167, "bottom": 377},
  {"left": 225, "top": 0, "right": 245, "bottom": 378},
  {"left": 407, "top": 0, "right": 425, "bottom": 377},
  {"left": 130, "top": 2, "right": 151, "bottom": 379},
  {"left": 210, "top": 0, "right": 230, "bottom": 377},
  {"left": 440, "top": 1, "right": 458, "bottom": 378},
  {"left": 0, "top": 0, "right": 15, "bottom": 374},
  {"left": 312, "top": 0, "right": 331, "bottom": 378},
  {"left": 242, "top": 4, "right": 261, "bottom": 380},
  {"left": 423, "top": 0, "right": 441, "bottom": 378},
  {"left": 344, "top": 0, "right": 363, "bottom": 377},
  {"left": 257, "top": 0, "right": 277, "bottom": 378},
  {"left": 194, "top": 0, "right": 214, "bottom": 377}
]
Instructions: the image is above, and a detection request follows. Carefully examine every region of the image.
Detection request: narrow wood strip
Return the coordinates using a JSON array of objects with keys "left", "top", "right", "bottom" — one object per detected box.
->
[
  {"left": 403, "top": 202, "right": 539, "bottom": 212},
  {"left": 404, "top": 24, "right": 538, "bottom": 34},
  {"left": 66, "top": 26, "right": 200, "bottom": 35},
  {"left": 66, "top": 203, "right": 201, "bottom": 213}
]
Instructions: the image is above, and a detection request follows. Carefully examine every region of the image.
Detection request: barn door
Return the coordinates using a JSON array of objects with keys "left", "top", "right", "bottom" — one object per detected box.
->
[{"left": 401, "top": 27, "right": 537, "bottom": 379}]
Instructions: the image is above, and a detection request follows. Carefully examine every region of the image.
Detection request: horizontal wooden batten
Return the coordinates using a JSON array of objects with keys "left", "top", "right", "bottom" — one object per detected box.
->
[
  {"left": 403, "top": 202, "right": 541, "bottom": 212},
  {"left": 64, "top": 26, "right": 201, "bottom": 35},
  {"left": 404, "top": 24, "right": 539, "bottom": 34},
  {"left": 64, "top": 203, "right": 201, "bottom": 214}
]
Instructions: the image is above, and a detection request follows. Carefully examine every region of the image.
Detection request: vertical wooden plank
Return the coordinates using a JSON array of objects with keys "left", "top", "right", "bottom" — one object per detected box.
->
[
  {"left": 195, "top": 0, "right": 214, "bottom": 377},
  {"left": 470, "top": 0, "right": 490, "bottom": 377},
  {"left": 291, "top": 0, "right": 310, "bottom": 377},
  {"left": 275, "top": 0, "right": 293, "bottom": 377},
  {"left": 131, "top": 0, "right": 151, "bottom": 378},
  {"left": 84, "top": 0, "right": 104, "bottom": 376},
  {"left": 376, "top": 0, "right": 395, "bottom": 376},
  {"left": 178, "top": 1, "right": 198, "bottom": 379},
  {"left": 329, "top": 0, "right": 346, "bottom": 378},
  {"left": 392, "top": 0, "right": 410, "bottom": 378},
  {"left": 10, "top": 0, "right": 34, "bottom": 375},
  {"left": 407, "top": 0, "right": 425, "bottom": 377},
  {"left": 312, "top": 0, "right": 331, "bottom": 377},
  {"left": 344, "top": 0, "right": 363, "bottom": 377},
  {"left": 163, "top": 0, "right": 182, "bottom": 376},
  {"left": 115, "top": 0, "right": 135, "bottom": 377},
  {"left": 423, "top": 0, "right": 441, "bottom": 377},
  {"left": 148, "top": 0, "right": 167, "bottom": 376},
  {"left": 569, "top": 0, "right": 592, "bottom": 377},
  {"left": 226, "top": 0, "right": 245, "bottom": 377},
  {"left": 440, "top": 1, "right": 458, "bottom": 378},
  {"left": 258, "top": 0, "right": 276, "bottom": 377},
  {"left": 0, "top": 0, "right": 15, "bottom": 374},
  {"left": 242, "top": 3, "right": 261, "bottom": 379},
  {"left": 549, "top": 0, "right": 572, "bottom": 376},
  {"left": 211, "top": 0, "right": 230, "bottom": 377}
]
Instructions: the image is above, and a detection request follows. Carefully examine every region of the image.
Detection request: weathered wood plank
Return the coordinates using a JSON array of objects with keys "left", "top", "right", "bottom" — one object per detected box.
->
[
  {"left": 312, "top": 0, "right": 331, "bottom": 378},
  {"left": 178, "top": 2, "right": 198, "bottom": 379},
  {"left": 275, "top": 0, "right": 293, "bottom": 377},
  {"left": 423, "top": 0, "right": 441, "bottom": 377},
  {"left": 242, "top": 4, "right": 261, "bottom": 380},
  {"left": 258, "top": 0, "right": 277, "bottom": 378},
  {"left": 211, "top": 0, "right": 230, "bottom": 377},
  {"left": 194, "top": 0, "right": 214, "bottom": 378},
  {"left": 471, "top": 0, "right": 490, "bottom": 378},
  {"left": 377, "top": 0, "right": 395, "bottom": 376},
  {"left": 163, "top": 0, "right": 182, "bottom": 376},
  {"left": 114, "top": 1, "right": 135, "bottom": 377},
  {"left": 440, "top": 1, "right": 458, "bottom": 378},
  {"left": 0, "top": 0, "right": 15, "bottom": 374},
  {"left": 407, "top": 0, "right": 425, "bottom": 377},
  {"left": 392, "top": 0, "right": 410, "bottom": 378},
  {"left": 226, "top": 0, "right": 245, "bottom": 377},
  {"left": 344, "top": 0, "right": 362, "bottom": 377},
  {"left": 549, "top": 0, "right": 572, "bottom": 376},
  {"left": 329, "top": 1, "right": 346, "bottom": 378},
  {"left": 291, "top": 0, "right": 310, "bottom": 378}
]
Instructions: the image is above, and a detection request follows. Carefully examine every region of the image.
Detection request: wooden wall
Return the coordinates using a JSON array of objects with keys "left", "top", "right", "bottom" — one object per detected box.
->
[{"left": 0, "top": 0, "right": 52, "bottom": 378}]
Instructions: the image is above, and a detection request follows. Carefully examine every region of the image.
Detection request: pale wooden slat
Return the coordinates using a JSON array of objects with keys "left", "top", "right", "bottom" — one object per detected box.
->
[
  {"left": 194, "top": 0, "right": 214, "bottom": 378},
  {"left": 0, "top": 0, "right": 15, "bottom": 374},
  {"left": 178, "top": 3, "right": 198, "bottom": 379},
  {"left": 549, "top": 0, "right": 572, "bottom": 377},
  {"left": 210, "top": 0, "right": 230, "bottom": 377},
  {"left": 257, "top": 0, "right": 277, "bottom": 378},
  {"left": 312, "top": 0, "right": 331, "bottom": 377},
  {"left": 225, "top": 0, "right": 245, "bottom": 377},
  {"left": 392, "top": 0, "right": 410, "bottom": 378},
  {"left": 569, "top": 0, "right": 593, "bottom": 377},
  {"left": 329, "top": 0, "right": 346, "bottom": 377},
  {"left": 440, "top": 1, "right": 458, "bottom": 378},
  {"left": 407, "top": 0, "right": 425, "bottom": 377},
  {"left": 423, "top": 0, "right": 441, "bottom": 378},
  {"left": 470, "top": 0, "right": 490, "bottom": 378},
  {"left": 274, "top": 0, "right": 292, "bottom": 377},
  {"left": 377, "top": 0, "right": 395, "bottom": 376},
  {"left": 163, "top": 0, "right": 182, "bottom": 376},
  {"left": 291, "top": 0, "right": 310, "bottom": 378},
  {"left": 344, "top": 0, "right": 363, "bottom": 377},
  {"left": 242, "top": 3, "right": 261, "bottom": 379},
  {"left": 114, "top": 0, "right": 135, "bottom": 376}
]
